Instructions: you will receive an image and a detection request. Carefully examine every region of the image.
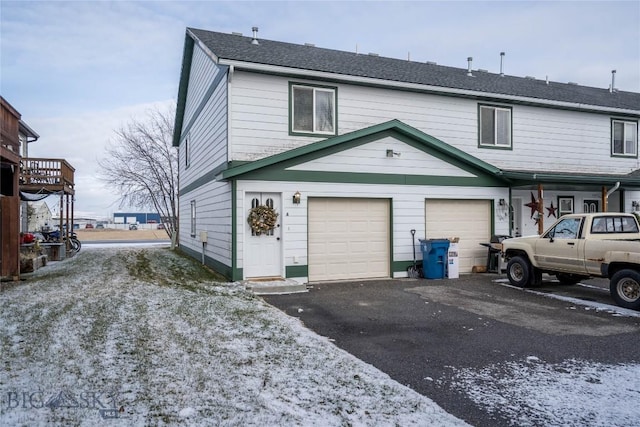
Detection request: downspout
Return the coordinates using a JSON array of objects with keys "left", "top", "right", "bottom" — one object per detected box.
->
[{"left": 604, "top": 182, "right": 620, "bottom": 212}]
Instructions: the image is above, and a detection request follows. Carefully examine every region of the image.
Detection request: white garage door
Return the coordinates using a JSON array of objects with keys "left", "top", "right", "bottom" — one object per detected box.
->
[
  {"left": 425, "top": 199, "right": 491, "bottom": 274},
  {"left": 308, "top": 198, "right": 390, "bottom": 281}
]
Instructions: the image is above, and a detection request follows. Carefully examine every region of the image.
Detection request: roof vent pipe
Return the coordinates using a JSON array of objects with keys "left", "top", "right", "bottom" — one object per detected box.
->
[
  {"left": 251, "top": 26, "right": 259, "bottom": 45},
  {"left": 500, "top": 52, "right": 505, "bottom": 76},
  {"left": 467, "top": 57, "right": 473, "bottom": 76},
  {"left": 610, "top": 69, "right": 616, "bottom": 93}
]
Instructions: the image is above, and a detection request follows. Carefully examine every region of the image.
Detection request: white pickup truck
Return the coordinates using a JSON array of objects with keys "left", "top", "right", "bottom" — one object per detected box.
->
[{"left": 501, "top": 213, "right": 640, "bottom": 310}]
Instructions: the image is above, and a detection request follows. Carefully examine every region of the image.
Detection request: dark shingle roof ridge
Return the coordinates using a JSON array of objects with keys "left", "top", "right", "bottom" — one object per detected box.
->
[{"left": 187, "top": 27, "right": 640, "bottom": 111}]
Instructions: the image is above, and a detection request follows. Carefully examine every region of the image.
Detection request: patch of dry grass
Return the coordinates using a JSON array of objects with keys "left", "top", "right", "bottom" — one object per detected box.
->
[{"left": 75, "top": 229, "right": 168, "bottom": 241}]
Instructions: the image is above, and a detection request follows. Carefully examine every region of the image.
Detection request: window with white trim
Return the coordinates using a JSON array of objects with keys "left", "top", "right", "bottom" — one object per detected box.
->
[
  {"left": 290, "top": 84, "right": 336, "bottom": 135},
  {"left": 558, "top": 196, "right": 574, "bottom": 217},
  {"left": 479, "top": 105, "right": 512, "bottom": 148},
  {"left": 190, "top": 200, "right": 196, "bottom": 237},
  {"left": 612, "top": 119, "right": 638, "bottom": 157}
]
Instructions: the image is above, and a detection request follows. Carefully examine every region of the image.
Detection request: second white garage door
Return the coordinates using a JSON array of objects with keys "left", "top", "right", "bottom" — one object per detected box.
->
[
  {"left": 425, "top": 199, "right": 491, "bottom": 274},
  {"left": 308, "top": 198, "right": 390, "bottom": 282}
]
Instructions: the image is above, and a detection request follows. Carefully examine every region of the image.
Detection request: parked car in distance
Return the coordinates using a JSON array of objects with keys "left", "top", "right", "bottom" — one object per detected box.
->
[
  {"left": 157, "top": 223, "right": 165, "bottom": 230},
  {"left": 85, "top": 223, "right": 94, "bottom": 229},
  {"left": 129, "top": 224, "right": 138, "bottom": 230},
  {"left": 96, "top": 223, "right": 104, "bottom": 229}
]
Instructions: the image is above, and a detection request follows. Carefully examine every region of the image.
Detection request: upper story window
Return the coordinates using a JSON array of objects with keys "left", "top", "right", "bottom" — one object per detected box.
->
[
  {"left": 290, "top": 83, "right": 337, "bottom": 136},
  {"left": 611, "top": 119, "right": 638, "bottom": 157},
  {"left": 479, "top": 104, "right": 512, "bottom": 149}
]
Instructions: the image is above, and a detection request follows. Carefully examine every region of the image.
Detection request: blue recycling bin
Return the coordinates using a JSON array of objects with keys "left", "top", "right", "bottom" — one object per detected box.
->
[{"left": 419, "top": 239, "right": 450, "bottom": 279}]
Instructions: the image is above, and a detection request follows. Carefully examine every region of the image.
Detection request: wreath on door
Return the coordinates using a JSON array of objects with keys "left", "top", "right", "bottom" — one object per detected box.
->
[{"left": 247, "top": 205, "right": 278, "bottom": 234}]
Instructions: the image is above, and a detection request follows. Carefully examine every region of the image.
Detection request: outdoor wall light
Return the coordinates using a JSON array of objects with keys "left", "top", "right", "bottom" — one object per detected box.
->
[
  {"left": 293, "top": 191, "right": 301, "bottom": 205},
  {"left": 632, "top": 200, "right": 639, "bottom": 210},
  {"left": 386, "top": 149, "right": 401, "bottom": 158},
  {"left": 499, "top": 198, "right": 506, "bottom": 206}
]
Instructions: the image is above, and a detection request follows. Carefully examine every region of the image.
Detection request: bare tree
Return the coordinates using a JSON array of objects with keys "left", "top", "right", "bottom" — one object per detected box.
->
[{"left": 99, "top": 106, "right": 178, "bottom": 247}]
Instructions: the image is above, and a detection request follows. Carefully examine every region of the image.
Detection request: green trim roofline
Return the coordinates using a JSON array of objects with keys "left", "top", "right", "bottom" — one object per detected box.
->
[
  {"left": 221, "top": 120, "right": 503, "bottom": 181},
  {"left": 173, "top": 33, "right": 195, "bottom": 147}
]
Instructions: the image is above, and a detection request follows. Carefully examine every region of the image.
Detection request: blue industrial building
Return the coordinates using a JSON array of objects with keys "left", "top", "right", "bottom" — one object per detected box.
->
[{"left": 113, "top": 212, "right": 161, "bottom": 224}]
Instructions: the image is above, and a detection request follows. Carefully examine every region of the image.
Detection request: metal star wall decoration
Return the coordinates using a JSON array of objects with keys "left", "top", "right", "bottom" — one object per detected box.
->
[
  {"left": 546, "top": 202, "right": 557, "bottom": 218},
  {"left": 525, "top": 192, "right": 539, "bottom": 218}
]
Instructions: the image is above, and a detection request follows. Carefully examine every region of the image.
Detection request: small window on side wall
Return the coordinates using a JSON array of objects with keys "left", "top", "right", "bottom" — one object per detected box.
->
[
  {"left": 185, "top": 133, "right": 191, "bottom": 168},
  {"left": 190, "top": 200, "right": 196, "bottom": 237},
  {"left": 479, "top": 105, "right": 512, "bottom": 148},
  {"left": 290, "top": 83, "right": 337, "bottom": 136},
  {"left": 611, "top": 119, "right": 638, "bottom": 157}
]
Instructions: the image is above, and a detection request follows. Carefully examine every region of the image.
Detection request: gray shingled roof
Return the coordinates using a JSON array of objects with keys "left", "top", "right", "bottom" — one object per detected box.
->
[{"left": 189, "top": 28, "right": 640, "bottom": 112}]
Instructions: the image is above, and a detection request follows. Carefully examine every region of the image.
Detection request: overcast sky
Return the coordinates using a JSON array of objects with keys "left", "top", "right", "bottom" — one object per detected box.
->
[{"left": 2, "top": 0, "right": 639, "bottom": 219}]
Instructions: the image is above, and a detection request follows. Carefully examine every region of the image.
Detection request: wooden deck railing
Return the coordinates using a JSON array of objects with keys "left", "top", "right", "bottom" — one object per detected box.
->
[{"left": 20, "top": 158, "right": 75, "bottom": 194}]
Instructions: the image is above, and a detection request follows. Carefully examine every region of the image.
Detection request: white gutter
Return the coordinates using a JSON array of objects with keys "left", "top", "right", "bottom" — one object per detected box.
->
[{"left": 219, "top": 59, "right": 640, "bottom": 116}]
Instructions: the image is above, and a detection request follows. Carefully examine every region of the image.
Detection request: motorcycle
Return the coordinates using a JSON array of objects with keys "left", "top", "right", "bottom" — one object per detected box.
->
[{"left": 40, "top": 228, "right": 82, "bottom": 253}]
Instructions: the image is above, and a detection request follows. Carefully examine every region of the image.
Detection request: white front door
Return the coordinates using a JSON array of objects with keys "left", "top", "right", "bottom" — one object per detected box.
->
[{"left": 244, "top": 192, "right": 282, "bottom": 279}]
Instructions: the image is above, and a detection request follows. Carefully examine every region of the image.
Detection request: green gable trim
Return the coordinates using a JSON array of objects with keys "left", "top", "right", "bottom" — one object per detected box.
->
[
  {"left": 180, "top": 245, "right": 232, "bottom": 280},
  {"left": 172, "top": 34, "right": 229, "bottom": 148},
  {"left": 286, "top": 265, "right": 308, "bottom": 278},
  {"left": 173, "top": 35, "right": 195, "bottom": 147},
  {"left": 178, "top": 65, "right": 228, "bottom": 146},
  {"left": 228, "top": 160, "right": 251, "bottom": 168},
  {"left": 231, "top": 168, "right": 503, "bottom": 187},
  {"left": 221, "top": 120, "right": 505, "bottom": 184},
  {"left": 179, "top": 162, "right": 228, "bottom": 195}
]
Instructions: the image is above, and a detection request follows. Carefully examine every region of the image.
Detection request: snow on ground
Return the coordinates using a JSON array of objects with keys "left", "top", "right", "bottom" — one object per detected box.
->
[
  {"left": 449, "top": 358, "right": 640, "bottom": 427},
  {"left": 1, "top": 247, "right": 469, "bottom": 426}
]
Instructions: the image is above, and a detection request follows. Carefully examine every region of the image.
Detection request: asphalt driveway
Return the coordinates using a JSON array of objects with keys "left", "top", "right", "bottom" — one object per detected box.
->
[{"left": 263, "top": 274, "right": 640, "bottom": 427}]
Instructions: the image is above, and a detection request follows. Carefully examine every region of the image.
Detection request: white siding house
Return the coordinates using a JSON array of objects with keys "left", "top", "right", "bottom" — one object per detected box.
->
[
  {"left": 173, "top": 27, "right": 640, "bottom": 283},
  {"left": 26, "top": 201, "right": 52, "bottom": 232}
]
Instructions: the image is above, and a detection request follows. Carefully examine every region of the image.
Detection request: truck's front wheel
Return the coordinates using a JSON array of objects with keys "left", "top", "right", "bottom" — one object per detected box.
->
[
  {"left": 506, "top": 256, "right": 531, "bottom": 288},
  {"left": 610, "top": 269, "right": 640, "bottom": 310}
]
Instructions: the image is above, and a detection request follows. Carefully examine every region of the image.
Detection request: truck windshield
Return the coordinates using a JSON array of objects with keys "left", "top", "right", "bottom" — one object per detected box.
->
[{"left": 546, "top": 217, "right": 582, "bottom": 239}]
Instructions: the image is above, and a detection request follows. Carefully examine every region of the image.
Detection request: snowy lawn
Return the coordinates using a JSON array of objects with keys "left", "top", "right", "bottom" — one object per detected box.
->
[
  {"left": 450, "top": 358, "right": 640, "bottom": 427},
  {"left": 1, "top": 247, "right": 468, "bottom": 426}
]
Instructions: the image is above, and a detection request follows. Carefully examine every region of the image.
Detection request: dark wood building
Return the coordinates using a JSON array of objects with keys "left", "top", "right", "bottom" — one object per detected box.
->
[
  {"left": 1, "top": 97, "right": 76, "bottom": 281},
  {"left": 1, "top": 97, "right": 22, "bottom": 280}
]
